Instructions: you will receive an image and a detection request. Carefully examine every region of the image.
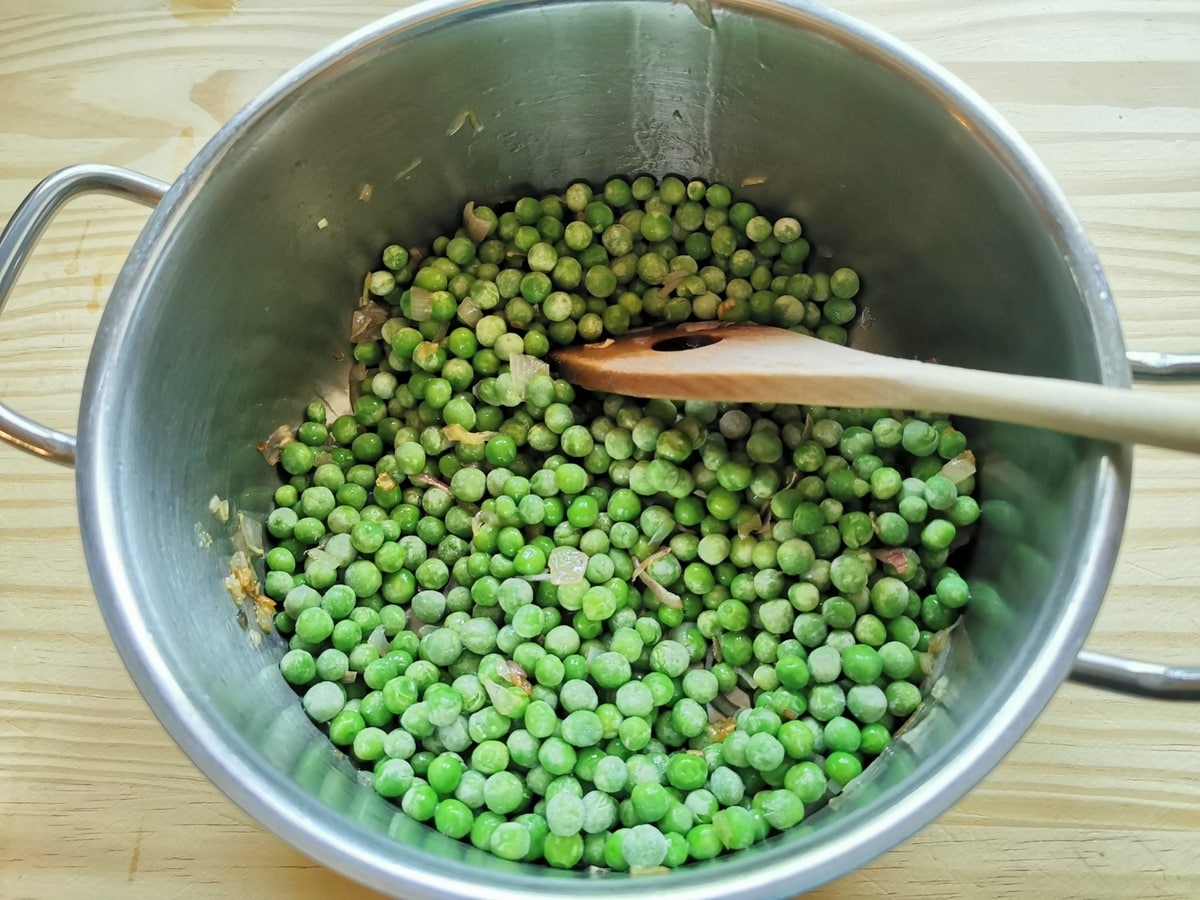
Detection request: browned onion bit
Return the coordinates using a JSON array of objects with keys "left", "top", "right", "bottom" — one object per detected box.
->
[
  {"left": 350, "top": 300, "right": 390, "bottom": 343},
  {"left": 463, "top": 201, "right": 491, "bottom": 243},
  {"left": 258, "top": 423, "right": 295, "bottom": 465}
]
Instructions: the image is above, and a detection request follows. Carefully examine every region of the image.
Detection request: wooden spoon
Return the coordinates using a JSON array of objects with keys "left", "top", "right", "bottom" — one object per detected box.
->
[{"left": 551, "top": 321, "right": 1200, "bottom": 453}]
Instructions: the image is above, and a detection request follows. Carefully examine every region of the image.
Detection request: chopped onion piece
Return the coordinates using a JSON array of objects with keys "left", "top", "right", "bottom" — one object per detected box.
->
[
  {"left": 442, "top": 424, "right": 498, "bottom": 445},
  {"left": 472, "top": 508, "right": 499, "bottom": 538},
  {"left": 760, "top": 470, "right": 800, "bottom": 518},
  {"left": 501, "top": 660, "right": 534, "bottom": 695},
  {"left": 447, "top": 108, "right": 483, "bottom": 136},
  {"left": 707, "top": 706, "right": 732, "bottom": 725},
  {"left": 509, "top": 353, "right": 550, "bottom": 399},
  {"left": 323, "top": 533, "right": 356, "bottom": 568},
  {"left": 632, "top": 547, "right": 670, "bottom": 582},
  {"left": 939, "top": 450, "right": 977, "bottom": 486},
  {"left": 457, "top": 296, "right": 483, "bottom": 327},
  {"left": 483, "top": 677, "right": 515, "bottom": 709},
  {"left": 799, "top": 414, "right": 814, "bottom": 442},
  {"left": 388, "top": 607, "right": 408, "bottom": 635},
  {"left": 930, "top": 675, "right": 950, "bottom": 702},
  {"left": 741, "top": 175, "right": 767, "bottom": 186},
  {"left": 225, "top": 550, "right": 274, "bottom": 633},
  {"left": 258, "top": 423, "right": 295, "bottom": 465},
  {"left": 705, "top": 705, "right": 734, "bottom": 734},
  {"left": 208, "top": 494, "right": 230, "bottom": 523},
  {"left": 341, "top": 670, "right": 358, "bottom": 684},
  {"left": 736, "top": 513, "right": 762, "bottom": 539},
  {"left": 706, "top": 715, "right": 737, "bottom": 743},
  {"left": 237, "top": 511, "right": 264, "bottom": 557},
  {"left": 548, "top": 546, "right": 589, "bottom": 585},
  {"left": 228, "top": 551, "right": 254, "bottom": 593},
  {"left": 392, "top": 157, "right": 422, "bottom": 182},
  {"left": 724, "top": 687, "right": 753, "bottom": 709},
  {"left": 409, "top": 287, "right": 434, "bottom": 322},
  {"left": 305, "top": 547, "right": 340, "bottom": 569},
  {"left": 251, "top": 599, "right": 273, "bottom": 634},
  {"left": 646, "top": 519, "right": 673, "bottom": 547},
  {"left": 638, "top": 571, "right": 683, "bottom": 610},
  {"left": 376, "top": 471, "right": 398, "bottom": 492},
  {"left": 350, "top": 300, "right": 389, "bottom": 342},
  {"left": 463, "top": 201, "right": 491, "bottom": 243},
  {"left": 928, "top": 620, "right": 960, "bottom": 656},
  {"left": 348, "top": 362, "right": 367, "bottom": 408},
  {"left": 630, "top": 867, "right": 669, "bottom": 878},
  {"left": 367, "top": 625, "right": 390, "bottom": 658},
  {"left": 223, "top": 553, "right": 250, "bottom": 603},
  {"left": 870, "top": 547, "right": 914, "bottom": 575},
  {"left": 928, "top": 630, "right": 949, "bottom": 656},
  {"left": 413, "top": 472, "right": 453, "bottom": 493},
  {"left": 659, "top": 269, "right": 689, "bottom": 297}
]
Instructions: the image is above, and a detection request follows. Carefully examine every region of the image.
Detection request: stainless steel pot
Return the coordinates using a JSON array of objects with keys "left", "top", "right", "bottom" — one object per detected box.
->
[{"left": 1, "top": 1, "right": 1197, "bottom": 897}]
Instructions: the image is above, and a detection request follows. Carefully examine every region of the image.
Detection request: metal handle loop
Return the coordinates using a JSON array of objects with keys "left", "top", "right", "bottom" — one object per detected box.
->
[
  {"left": 0, "top": 164, "right": 167, "bottom": 466},
  {"left": 1066, "top": 351, "right": 1200, "bottom": 700},
  {"left": 1072, "top": 649, "right": 1200, "bottom": 700},
  {"left": 1127, "top": 351, "right": 1200, "bottom": 378}
]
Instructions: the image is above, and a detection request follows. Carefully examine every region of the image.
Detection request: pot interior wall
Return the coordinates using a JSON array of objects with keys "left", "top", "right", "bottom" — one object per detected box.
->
[{"left": 85, "top": 1, "right": 1124, "bottom": 895}]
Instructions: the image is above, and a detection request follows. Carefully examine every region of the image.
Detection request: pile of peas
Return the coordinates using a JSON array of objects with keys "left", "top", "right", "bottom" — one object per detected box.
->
[{"left": 260, "top": 175, "right": 980, "bottom": 871}]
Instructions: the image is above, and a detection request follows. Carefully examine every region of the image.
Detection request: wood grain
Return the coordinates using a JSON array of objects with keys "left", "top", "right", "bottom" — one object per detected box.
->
[{"left": 1, "top": 2, "right": 1197, "bottom": 898}]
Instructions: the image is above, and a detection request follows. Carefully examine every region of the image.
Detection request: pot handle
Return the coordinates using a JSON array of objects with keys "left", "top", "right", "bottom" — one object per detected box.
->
[
  {"left": 1067, "top": 355, "right": 1200, "bottom": 700},
  {"left": 1071, "top": 650, "right": 1200, "bottom": 699},
  {"left": 0, "top": 164, "right": 168, "bottom": 467},
  {"left": 1127, "top": 351, "right": 1200, "bottom": 378}
]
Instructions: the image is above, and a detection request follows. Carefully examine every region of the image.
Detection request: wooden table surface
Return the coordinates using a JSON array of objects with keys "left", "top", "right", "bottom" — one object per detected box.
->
[{"left": 2, "top": 1, "right": 1198, "bottom": 897}]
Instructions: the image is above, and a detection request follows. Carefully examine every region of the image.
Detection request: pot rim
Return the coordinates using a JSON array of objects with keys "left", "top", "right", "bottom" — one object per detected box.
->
[{"left": 76, "top": 1, "right": 1131, "bottom": 897}]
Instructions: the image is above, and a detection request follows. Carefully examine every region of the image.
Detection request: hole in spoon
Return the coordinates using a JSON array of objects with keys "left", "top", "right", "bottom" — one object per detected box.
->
[{"left": 652, "top": 334, "right": 721, "bottom": 352}]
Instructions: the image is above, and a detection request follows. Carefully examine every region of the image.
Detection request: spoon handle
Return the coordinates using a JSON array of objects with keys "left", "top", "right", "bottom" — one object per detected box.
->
[{"left": 871, "top": 356, "right": 1200, "bottom": 453}]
